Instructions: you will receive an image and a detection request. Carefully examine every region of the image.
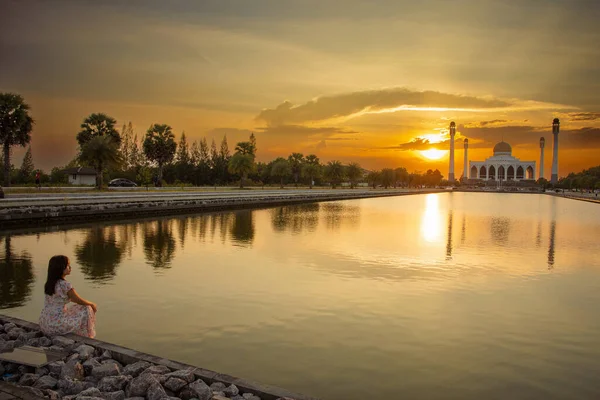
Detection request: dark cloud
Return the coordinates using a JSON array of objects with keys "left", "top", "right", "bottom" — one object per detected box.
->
[
  {"left": 256, "top": 88, "right": 512, "bottom": 126},
  {"left": 379, "top": 138, "right": 448, "bottom": 151},
  {"left": 256, "top": 125, "right": 357, "bottom": 136},
  {"left": 567, "top": 112, "right": 600, "bottom": 121},
  {"left": 479, "top": 119, "right": 508, "bottom": 126}
]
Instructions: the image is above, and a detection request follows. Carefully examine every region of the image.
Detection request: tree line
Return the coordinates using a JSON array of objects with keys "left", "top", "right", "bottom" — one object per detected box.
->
[{"left": 1, "top": 92, "right": 448, "bottom": 189}]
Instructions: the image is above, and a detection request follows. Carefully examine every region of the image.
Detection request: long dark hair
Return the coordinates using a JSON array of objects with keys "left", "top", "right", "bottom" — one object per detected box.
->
[{"left": 44, "top": 255, "right": 69, "bottom": 296}]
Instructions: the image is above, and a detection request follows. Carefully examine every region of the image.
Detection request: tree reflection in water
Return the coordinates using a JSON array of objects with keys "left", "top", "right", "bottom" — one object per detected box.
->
[
  {"left": 0, "top": 235, "right": 34, "bottom": 309},
  {"left": 230, "top": 210, "right": 255, "bottom": 245},
  {"left": 143, "top": 220, "right": 176, "bottom": 270},
  {"left": 75, "top": 226, "right": 124, "bottom": 283},
  {"left": 323, "top": 202, "right": 360, "bottom": 231},
  {"left": 271, "top": 203, "right": 320, "bottom": 234}
]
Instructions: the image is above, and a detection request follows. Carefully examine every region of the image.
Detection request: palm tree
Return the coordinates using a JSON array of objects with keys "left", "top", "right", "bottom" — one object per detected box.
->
[
  {"left": 324, "top": 160, "right": 345, "bottom": 189},
  {"left": 287, "top": 153, "right": 304, "bottom": 187},
  {"left": 346, "top": 162, "right": 362, "bottom": 189},
  {"left": 143, "top": 124, "right": 177, "bottom": 184},
  {"left": 78, "top": 136, "right": 121, "bottom": 188},
  {"left": 77, "top": 113, "right": 121, "bottom": 147},
  {"left": 78, "top": 135, "right": 122, "bottom": 189},
  {"left": 302, "top": 154, "right": 321, "bottom": 189},
  {"left": 228, "top": 153, "right": 255, "bottom": 188},
  {"left": 271, "top": 158, "right": 291, "bottom": 188},
  {"left": 0, "top": 93, "right": 34, "bottom": 187}
]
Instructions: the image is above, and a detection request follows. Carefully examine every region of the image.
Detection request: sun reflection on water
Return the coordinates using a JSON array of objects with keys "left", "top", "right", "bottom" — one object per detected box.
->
[{"left": 420, "top": 194, "right": 443, "bottom": 243}]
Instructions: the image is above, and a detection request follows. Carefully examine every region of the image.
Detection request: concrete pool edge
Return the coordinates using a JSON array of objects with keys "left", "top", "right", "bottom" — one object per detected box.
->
[{"left": 0, "top": 314, "right": 319, "bottom": 400}]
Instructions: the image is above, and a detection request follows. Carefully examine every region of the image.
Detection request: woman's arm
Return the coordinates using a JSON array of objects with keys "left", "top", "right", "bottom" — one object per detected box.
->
[{"left": 67, "top": 288, "right": 97, "bottom": 313}]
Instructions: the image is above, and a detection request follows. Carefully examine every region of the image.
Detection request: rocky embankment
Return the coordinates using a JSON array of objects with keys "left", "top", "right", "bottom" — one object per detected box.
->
[{"left": 0, "top": 321, "right": 298, "bottom": 400}]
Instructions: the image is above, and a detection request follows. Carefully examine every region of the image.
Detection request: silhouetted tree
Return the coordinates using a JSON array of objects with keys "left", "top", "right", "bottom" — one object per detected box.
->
[
  {"left": 346, "top": 162, "right": 362, "bottom": 188},
  {"left": 271, "top": 158, "right": 291, "bottom": 188},
  {"left": 0, "top": 93, "right": 34, "bottom": 186},
  {"left": 324, "top": 160, "right": 345, "bottom": 188},
  {"left": 19, "top": 146, "right": 34, "bottom": 183},
  {"left": 79, "top": 135, "right": 123, "bottom": 189},
  {"left": 143, "top": 124, "right": 177, "bottom": 184}
]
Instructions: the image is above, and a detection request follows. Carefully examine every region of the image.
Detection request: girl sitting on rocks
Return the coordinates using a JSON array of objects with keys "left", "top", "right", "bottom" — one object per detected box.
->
[{"left": 39, "top": 255, "right": 97, "bottom": 338}]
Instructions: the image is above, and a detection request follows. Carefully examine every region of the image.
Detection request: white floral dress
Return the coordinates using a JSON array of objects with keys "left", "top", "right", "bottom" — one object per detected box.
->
[{"left": 39, "top": 280, "right": 96, "bottom": 338}]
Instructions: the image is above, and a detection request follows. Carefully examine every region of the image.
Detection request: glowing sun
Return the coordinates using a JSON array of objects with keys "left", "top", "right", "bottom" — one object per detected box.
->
[{"left": 420, "top": 149, "right": 447, "bottom": 160}]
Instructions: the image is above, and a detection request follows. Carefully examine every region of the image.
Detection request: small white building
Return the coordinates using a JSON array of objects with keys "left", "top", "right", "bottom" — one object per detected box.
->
[
  {"left": 64, "top": 167, "right": 97, "bottom": 186},
  {"left": 470, "top": 142, "right": 536, "bottom": 181}
]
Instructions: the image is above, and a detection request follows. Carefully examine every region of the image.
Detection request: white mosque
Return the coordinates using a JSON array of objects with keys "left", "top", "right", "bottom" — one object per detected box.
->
[{"left": 448, "top": 119, "right": 560, "bottom": 183}]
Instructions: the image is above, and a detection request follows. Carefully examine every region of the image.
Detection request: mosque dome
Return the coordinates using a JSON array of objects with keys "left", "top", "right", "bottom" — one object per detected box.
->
[{"left": 493, "top": 141, "right": 512, "bottom": 154}]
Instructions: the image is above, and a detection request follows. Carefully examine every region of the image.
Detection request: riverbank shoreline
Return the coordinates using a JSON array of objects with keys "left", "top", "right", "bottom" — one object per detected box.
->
[
  {"left": 0, "top": 189, "right": 443, "bottom": 229},
  {"left": 0, "top": 314, "right": 317, "bottom": 400}
]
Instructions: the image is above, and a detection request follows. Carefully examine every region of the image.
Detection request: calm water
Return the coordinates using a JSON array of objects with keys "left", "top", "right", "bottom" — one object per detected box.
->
[{"left": 2, "top": 193, "right": 600, "bottom": 399}]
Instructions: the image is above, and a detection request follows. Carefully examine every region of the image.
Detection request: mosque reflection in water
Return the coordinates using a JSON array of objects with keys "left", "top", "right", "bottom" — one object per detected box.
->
[{"left": 0, "top": 195, "right": 562, "bottom": 308}]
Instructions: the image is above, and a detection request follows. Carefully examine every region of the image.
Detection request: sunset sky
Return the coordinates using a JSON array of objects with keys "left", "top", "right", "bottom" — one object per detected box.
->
[{"left": 1, "top": 0, "right": 599, "bottom": 177}]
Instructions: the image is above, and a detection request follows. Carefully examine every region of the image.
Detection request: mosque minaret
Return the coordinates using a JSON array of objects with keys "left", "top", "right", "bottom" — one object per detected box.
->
[
  {"left": 550, "top": 118, "right": 560, "bottom": 183},
  {"left": 539, "top": 137, "right": 545, "bottom": 180},
  {"left": 448, "top": 121, "right": 456, "bottom": 182},
  {"left": 463, "top": 138, "right": 469, "bottom": 181}
]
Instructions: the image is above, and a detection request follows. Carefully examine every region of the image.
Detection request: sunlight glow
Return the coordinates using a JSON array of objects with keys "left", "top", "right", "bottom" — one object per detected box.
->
[{"left": 420, "top": 149, "right": 447, "bottom": 160}]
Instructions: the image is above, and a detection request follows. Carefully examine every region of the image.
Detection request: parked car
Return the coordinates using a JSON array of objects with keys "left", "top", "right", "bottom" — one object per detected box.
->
[{"left": 108, "top": 178, "right": 137, "bottom": 187}]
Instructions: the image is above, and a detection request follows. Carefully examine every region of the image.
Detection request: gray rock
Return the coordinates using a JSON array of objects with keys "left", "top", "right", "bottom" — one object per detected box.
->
[
  {"left": 123, "top": 398, "right": 145, "bottom": 400},
  {"left": 77, "top": 387, "right": 102, "bottom": 398},
  {"left": 39, "top": 337, "right": 53, "bottom": 347},
  {"left": 98, "top": 376, "right": 129, "bottom": 392},
  {"left": 3, "top": 323, "right": 16, "bottom": 331},
  {"left": 27, "top": 337, "right": 40, "bottom": 347},
  {"left": 212, "top": 391, "right": 225, "bottom": 397},
  {"left": 101, "top": 359, "right": 123, "bottom": 369},
  {"left": 143, "top": 365, "right": 171, "bottom": 375},
  {"left": 165, "top": 370, "right": 195, "bottom": 384},
  {"left": 61, "top": 359, "right": 85, "bottom": 381},
  {"left": 20, "top": 331, "right": 40, "bottom": 340},
  {"left": 0, "top": 333, "right": 8, "bottom": 341},
  {"left": 242, "top": 394, "right": 261, "bottom": 400},
  {"left": 92, "top": 363, "right": 120, "bottom": 379},
  {"left": 223, "top": 384, "right": 239, "bottom": 397},
  {"left": 177, "top": 388, "right": 194, "bottom": 400},
  {"left": 48, "top": 361, "right": 65, "bottom": 376},
  {"left": 84, "top": 376, "right": 100, "bottom": 384},
  {"left": 126, "top": 372, "right": 159, "bottom": 397},
  {"left": 98, "top": 350, "right": 112, "bottom": 361},
  {"left": 50, "top": 345, "right": 68, "bottom": 352},
  {"left": 19, "top": 373, "right": 41, "bottom": 386},
  {"left": 83, "top": 359, "right": 102, "bottom": 376},
  {"left": 0, "top": 340, "right": 16, "bottom": 351},
  {"left": 5, "top": 362, "right": 18, "bottom": 373},
  {"left": 7, "top": 327, "right": 26, "bottom": 340},
  {"left": 18, "top": 365, "right": 34, "bottom": 375},
  {"left": 100, "top": 391, "right": 125, "bottom": 400},
  {"left": 230, "top": 396, "right": 245, "bottom": 400},
  {"left": 68, "top": 353, "right": 81, "bottom": 362},
  {"left": 34, "top": 375, "right": 59, "bottom": 390},
  {"left": 36, "top": 367, "right": 49, "bottom": 376},
  {"left": 0, "top": 364, "right": 5, "bottom": 376},
  {"left": 187, "top": 380, "right": 212, "bottom": 400},
  {"left": 210, "top": 382, "right": 226, "bottom": 391},
  {"left": 164, "top": 377, "right": 187, "bottom": 393},
  {"left": 45, "top": 389, "right": 61, "bottom": 400},
  {"left": 52, "top": 336, "right": 75, "bottom": 349},
  {"left": 58, "top": 378, "right": 94, "bottom": 395},
  {"left": 147, "top": 382, "right": 168, "bottom": 400},
  {"left": 77, "top": 397, "right": 105, "bottom": 400},
  {"left": 4, "top": 373, "right": 21, "bottom": 383},
  {"left": 122, "top": 361, "right": 151, "bottom": 378},
  {"left": 74, "top": 344, "right": 95, "bottom": 360}
]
